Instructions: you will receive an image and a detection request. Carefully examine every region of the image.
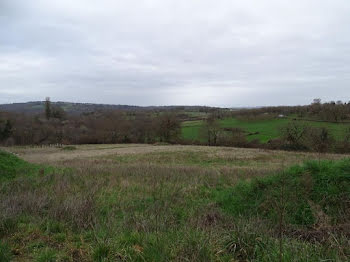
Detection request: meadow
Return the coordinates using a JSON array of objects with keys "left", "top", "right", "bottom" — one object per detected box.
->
[
  {"left": 181, "top": 117, "right": 350, "bottom": 143},
  {"left": 1, "top": 144, "right": 349, "bottom": 261}
]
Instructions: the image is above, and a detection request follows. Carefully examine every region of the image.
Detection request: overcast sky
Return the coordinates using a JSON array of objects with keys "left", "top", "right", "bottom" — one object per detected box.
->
[{"left": 0, "top": 0, "right": 349, "bottom": 107}]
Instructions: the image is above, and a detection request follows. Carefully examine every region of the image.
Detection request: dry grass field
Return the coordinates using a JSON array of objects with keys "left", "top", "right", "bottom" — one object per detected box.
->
[
  {"left": 2, "top": 143, "right": 347, "bottom": 167},
  {"left": 1, "top": 144, "right": 349, "bottom": 261}
]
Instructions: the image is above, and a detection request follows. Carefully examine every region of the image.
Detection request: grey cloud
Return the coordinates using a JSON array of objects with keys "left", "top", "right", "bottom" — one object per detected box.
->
[{"left": 0, "top": 0, "right": 350, "bottom": 106}]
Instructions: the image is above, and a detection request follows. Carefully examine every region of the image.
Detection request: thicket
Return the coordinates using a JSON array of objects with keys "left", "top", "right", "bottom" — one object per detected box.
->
[{"left": 0, "top": 110, "right": 181, "bottom": 146}]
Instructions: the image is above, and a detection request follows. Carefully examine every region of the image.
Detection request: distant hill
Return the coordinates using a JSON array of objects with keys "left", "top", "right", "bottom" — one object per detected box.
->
[{"left": 0, "top": 101, "right": 217, "bottom": 115}]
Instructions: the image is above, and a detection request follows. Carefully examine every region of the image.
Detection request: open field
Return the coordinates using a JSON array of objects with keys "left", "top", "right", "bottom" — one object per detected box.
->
[
  {"left": 182, "top": 117, "right": 350, "bottom": 143},
  {"left": 2, "top": 144, "right": 348, "bottom": 169},
  {"left": 1, "top": 144, "right": 349, "bottom": 261}
]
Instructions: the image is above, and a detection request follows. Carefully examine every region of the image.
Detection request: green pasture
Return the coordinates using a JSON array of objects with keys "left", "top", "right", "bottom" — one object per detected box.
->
[{"left": 181, "top": 117, "right": 350, "bottom": 143}]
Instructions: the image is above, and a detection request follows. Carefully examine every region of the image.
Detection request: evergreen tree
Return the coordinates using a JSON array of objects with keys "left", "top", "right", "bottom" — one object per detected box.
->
[{"left": 45, "top": 97, "right": 51, "bottom": 119}]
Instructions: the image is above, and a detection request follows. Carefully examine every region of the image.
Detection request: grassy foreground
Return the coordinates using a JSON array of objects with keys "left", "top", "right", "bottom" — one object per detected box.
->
[{"left": 0, "top": 147, "right": 349, "bottom": 261}]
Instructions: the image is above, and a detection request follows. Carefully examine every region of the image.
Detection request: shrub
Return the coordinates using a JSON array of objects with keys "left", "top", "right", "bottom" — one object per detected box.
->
[
  {"left": 280, "top": 121, "right": 310, "bottom": 150},
  {"left": 335, "top": 127, "right": 350, "bottom": 153},
  {"left": 307, "top": 127, "right": 334, "bottom": 154}
]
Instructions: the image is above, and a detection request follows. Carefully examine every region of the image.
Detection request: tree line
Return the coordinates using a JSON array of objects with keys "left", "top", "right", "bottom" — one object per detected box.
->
[
  {"left": 229, "top": 98, "right": 350, "bottom": 122},
  {"left": 0, "top": 98, "right": 182, "bottom": 146},
  {"left": 1, "top": 98, "right": 350, "bottom": 154}
]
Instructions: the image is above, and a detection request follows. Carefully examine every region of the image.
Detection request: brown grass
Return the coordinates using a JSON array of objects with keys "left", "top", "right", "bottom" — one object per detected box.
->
[{"left": 2, "top": 144, "right": 347, "bottom": 168}]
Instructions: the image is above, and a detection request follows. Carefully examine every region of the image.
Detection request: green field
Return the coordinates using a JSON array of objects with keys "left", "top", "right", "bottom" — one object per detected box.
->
[{"left": 182, "top": 117, "right": 350, "bottom": 143}]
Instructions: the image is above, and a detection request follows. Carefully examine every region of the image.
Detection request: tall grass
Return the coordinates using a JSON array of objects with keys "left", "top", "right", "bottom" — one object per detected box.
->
[{"left": 0, "top": 150, "right": 349, "bottom": 261}]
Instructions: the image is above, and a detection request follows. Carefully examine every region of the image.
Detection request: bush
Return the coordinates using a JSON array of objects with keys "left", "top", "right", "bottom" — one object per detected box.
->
[
  {"left": 266, "top": 138, "right": 285, "bottom": 150},
  {"left": 307, "top": 127, "right": 334, "bottom": 154},
  {"left": 335, "top": 127, "right": 350, "bottom": 153}
]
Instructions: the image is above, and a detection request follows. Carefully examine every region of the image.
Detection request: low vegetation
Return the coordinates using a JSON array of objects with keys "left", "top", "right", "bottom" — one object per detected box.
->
[
  {"left": 0, "top": 146, "right": 349, "bottom": 261},
  {"left": 0, "top": 151, "right": 44, "bottom": 181}
]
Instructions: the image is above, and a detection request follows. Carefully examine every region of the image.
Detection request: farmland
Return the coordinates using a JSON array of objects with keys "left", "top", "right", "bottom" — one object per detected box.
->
[
  {"left": 1, "top": 144, "right": 349, "bottom": 261},
  {"left": 181, "top": 116, "right": 350, "bottom": 143}
]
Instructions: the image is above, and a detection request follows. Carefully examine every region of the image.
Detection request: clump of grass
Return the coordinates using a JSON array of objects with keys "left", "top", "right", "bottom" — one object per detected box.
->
[
  {"left": 0, "top": 218, "right": 17, "bottom": 237},
  {"left": 224, "top": 220, "right": 343, "bottom": 261},
  {"left": 0, "top": 241, "right": 13, "bottom": 262},
  {"left": 61, "top": 146, "right": 77, "bottom": 151},
  {"left": 41, "top": 219, "right": 63, "bottom": 234},
  {"left": 35, "top": 248, "right": 57, "bottom": 262},
  {"left": 93, "top": 243, "right": 110, "bottom": 262}
]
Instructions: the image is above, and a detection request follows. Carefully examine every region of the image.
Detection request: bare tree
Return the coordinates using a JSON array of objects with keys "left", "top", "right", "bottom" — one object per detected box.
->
[
  {"left": 156, "top": 113, "right": 181, "bottom": 142},
  {"left": 343, "top": 128, "right": 350, "bottom": 152},
  {"left": 308, "top": 127, "right": 334, "bottom": 161},
  {"left": 310, "top": 98, "right": 322, "bottom": 115},
  {"left": 202, "top": 115, "right": 221, "bottom": 146}
]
